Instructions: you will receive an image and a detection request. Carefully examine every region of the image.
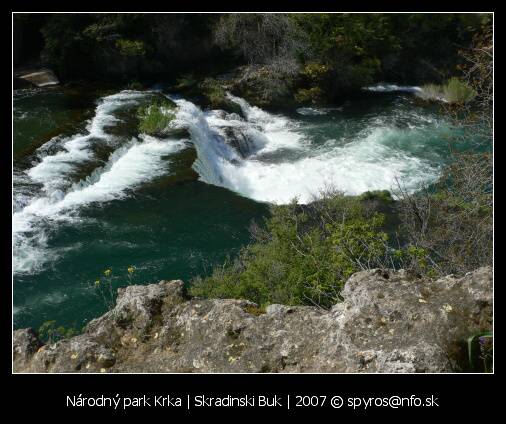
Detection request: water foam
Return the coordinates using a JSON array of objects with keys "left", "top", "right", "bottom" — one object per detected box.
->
[
  {"left": 363, "top": 83, "right": 422, "bottom": 93},
  {"left": 19, "top": 136, "right": 187, "bottom": 218},
  {"left": 13, "top": 90, "right": 187, "bottom": 275},
  {"left": 174, "top": 95, "right": 441, "bottom": 204},
  {"left": 296, "top": 106, "right": 344, "bottom": 116},
  {"left": 27, "top": 90, "right": 148, "bottom": 193}
]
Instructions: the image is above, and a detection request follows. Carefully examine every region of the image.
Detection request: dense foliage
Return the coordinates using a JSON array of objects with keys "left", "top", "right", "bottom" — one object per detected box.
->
[{"left": 15, "top": 13, "right": 491, "bottom": 103}]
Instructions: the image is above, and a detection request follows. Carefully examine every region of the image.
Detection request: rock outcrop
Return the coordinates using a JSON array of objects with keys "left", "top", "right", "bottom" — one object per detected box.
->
[
  {"left": 14, "top": 68, "right": 59, "bottom": 87},
  {"left": 13, "top": 267, "right": 492, "bottom": 373}
]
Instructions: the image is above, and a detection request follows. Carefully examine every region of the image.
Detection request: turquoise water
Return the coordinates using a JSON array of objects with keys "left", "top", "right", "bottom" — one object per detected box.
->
[{"left": 12, "top": 84, "right": 479, "bottom": 331}]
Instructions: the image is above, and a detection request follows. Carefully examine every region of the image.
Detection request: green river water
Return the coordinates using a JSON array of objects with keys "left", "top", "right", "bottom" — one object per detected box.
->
[{"left": 12, "top": 83, "right": 480, "bottom": 331}]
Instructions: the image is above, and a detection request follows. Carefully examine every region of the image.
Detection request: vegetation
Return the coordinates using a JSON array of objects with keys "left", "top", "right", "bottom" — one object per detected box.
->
[
  {"left": 115, "top": 39, "right": 146, "bottom": 57},
  {"left": 190, "top": 27, "right": 493, "bottom": 308},
  {"left": 190, "top": 191, "right": 422, "bottom": 308},
  {"left": 443, "top": 77, "right": 477, "bottom": 104},
  {"left": 197, "top": 78, "right": 240, "bottom": 115},
  {"left": 92, "top": 266, "right": 137, "bottom": 310},
  {"left": 191, "top": 152, "right": 491, "bottom": 307},
  {"left": 419, "top": 77, "right": 476, "bottom": 104},
  {"left": 396, "top": 28, "right": 493, "bottom": 277},
  {"left": 395, "top": 152, "right": 492, "bottom": 277},
  {"left": 137, "top": 97, "right": 176, "bottom": 136},
  {"left": 218, "top": 13, "right": 490, "bottom": 104},
  {"left": 467, "top": 332, "right": 493, "bottom": 372},
  {"left": 15, "top": 13, "right": 491, "bottom": 104},
  {"left": 38, "top": 320, "right": 79, "bottom": 344}
]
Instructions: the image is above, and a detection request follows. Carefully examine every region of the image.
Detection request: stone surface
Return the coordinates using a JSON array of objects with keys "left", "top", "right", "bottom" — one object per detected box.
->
[
  {"left": 15, "top": 68, "right": 59, "bottom": 87},
  {"left": 13, "top": 267, "right": 492, "bottom": 373}
]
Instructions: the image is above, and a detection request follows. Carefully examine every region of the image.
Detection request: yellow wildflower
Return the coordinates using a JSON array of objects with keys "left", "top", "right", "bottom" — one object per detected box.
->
[
  {"left": 127, "top": 266, "right": 135, "bottom": 274},
  {"left": 95, "top": 280, "right": 100, "bottom": 286},
  {"left": 104, "top": 269, "right": 112, "bottom": 277}
]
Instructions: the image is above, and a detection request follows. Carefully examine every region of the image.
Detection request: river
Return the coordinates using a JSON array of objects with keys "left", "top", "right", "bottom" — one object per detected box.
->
[{"left": 12, "top": 83, "right": 477, "bottom": 331}]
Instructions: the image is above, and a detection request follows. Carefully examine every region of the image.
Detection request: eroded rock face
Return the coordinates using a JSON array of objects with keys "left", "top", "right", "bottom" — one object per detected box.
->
[{"left": 13, "top": 267, "right": 492, "bottom": 373}]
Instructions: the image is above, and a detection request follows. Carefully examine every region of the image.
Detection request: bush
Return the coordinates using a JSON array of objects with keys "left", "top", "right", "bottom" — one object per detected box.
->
[
  {"left": 358, "top": 190, "right": 393, "bottom": 203},
  {"left": 442, "top": 77, "right": 476, "bottom": 104},
  {"left": 199, "top": 78, "right": 227, "bottom": 107},
  {"left": 137, "top": 97, "right": 176, "bottom": 136},
  {"left": 115, "top": 39, "right": 146, "bottom": 57},
  {"left": 199, "top": 78, "right": 243, "bottom": 114},
  {"left": 294, "top": 87, "right": 325, "bottom": 104},
  {"left": 418, "top": 78, "right": 476, "bottom": 104},
  {"left": 175, "top": 75, "right": 198, "bottom": 91},
  {"left": 190, "top": 192, "right": 393, "bottom": 308},
  {"left": 233, "top": 64, "right": 298, "bottom": 107},
  {"left": 38, "top": 320, "right": 79, "bottom": 344}
]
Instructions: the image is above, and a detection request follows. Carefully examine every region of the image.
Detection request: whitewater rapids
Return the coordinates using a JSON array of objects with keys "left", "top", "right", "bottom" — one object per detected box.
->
[
  {"left": 13, "top": 91, "right": 188, "bottom": 274},
  {"left": 171, "top": 92, "right": 441, "bottom": 204},
  {"left": 13, "top": 89, "right": 447, "bottom": 275}
]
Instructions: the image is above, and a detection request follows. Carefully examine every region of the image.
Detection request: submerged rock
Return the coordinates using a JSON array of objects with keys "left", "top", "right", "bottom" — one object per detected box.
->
[{"left": 13, "top": 267, "right": 492, "bottom": 373}]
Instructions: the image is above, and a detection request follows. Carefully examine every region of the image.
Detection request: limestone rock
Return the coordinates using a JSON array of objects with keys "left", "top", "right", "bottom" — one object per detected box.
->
[{"left": 13, "top": 267, "right": 492, "bottom": 373}]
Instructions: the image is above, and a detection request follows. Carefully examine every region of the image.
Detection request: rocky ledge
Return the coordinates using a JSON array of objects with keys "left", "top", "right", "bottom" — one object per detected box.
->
[{"left": 13, "top": 267, "right": 492, "bottom": 373}]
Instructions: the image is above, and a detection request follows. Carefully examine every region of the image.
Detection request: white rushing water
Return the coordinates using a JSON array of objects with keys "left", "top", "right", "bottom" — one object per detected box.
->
[
  {"left": 26, "top": 91, "right": 148, "bottom": 194},
  {"left": 13, "top": 91, "right": 188, "bottom": 274},
  {"left": 363, "top": 83, "right": 422, "bottom": 93},
  {"left": 172, "top": 93, "right": 440, "bottom": 204},
  {"left": 14, "top": 89, "right": 445, "bottom": 274}
]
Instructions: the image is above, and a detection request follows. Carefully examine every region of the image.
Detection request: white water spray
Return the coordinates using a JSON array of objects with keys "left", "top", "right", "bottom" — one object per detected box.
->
[{"left": 172, "top": 94, "right": 440, "bottom": 204}]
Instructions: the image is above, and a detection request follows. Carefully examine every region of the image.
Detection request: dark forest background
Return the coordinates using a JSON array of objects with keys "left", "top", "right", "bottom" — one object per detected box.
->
[{"left": 14, "top": 13, "right": 492, "bottom": 103}]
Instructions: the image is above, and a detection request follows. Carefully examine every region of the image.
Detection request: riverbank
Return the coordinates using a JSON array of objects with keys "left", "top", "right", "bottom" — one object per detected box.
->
[{"left": 13, "top": 267, "right": 492, "bottom": 373}]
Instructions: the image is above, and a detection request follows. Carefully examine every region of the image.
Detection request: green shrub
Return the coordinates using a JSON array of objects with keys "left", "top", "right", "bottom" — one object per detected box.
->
[
  {"left": 137, "top": 97, "right": 177, "bottom": 136},
  {"left": 198, "top": 78, "right": 243, "bottom": 114},
  {"left": 442, "top": 77, "right": 476, "bottom": 104},
  {"left": 200, "top": 78, "right": 226, "bottom": 106},
  {"left": 419, "top": 78, "right": 476, "bottom": 104},
  {"left": 38, "top": 320, "right": 79, "bottom": 344},
  {"left": 175, "top": 75, "right": 198, "bottom": 90},
  {"left": 301, "top": 62, "right": 331, "bottom": 81},
  {"left": 115, "top": 39, "right": 146, "bottom": 57},
  {"left": 190, "top": 193, "right": 392, "bottom": 308},
  {"left": 295, "top": 87, "right": 325, "bottom": 104}
]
